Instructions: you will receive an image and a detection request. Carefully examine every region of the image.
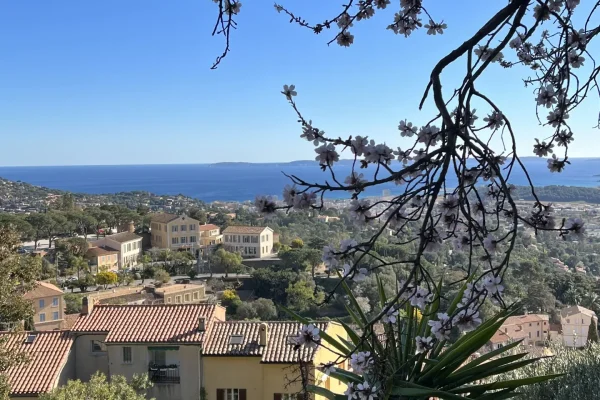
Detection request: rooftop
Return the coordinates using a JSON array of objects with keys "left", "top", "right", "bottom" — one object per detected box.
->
[
  {"left": 105, "top": 231, "right": 142, "bottom": 244},
  {"left": 71, "top": 304, "right": 224, "bottom": 344},
  {"left": 154, "top": 284, "right": 205, "bottom": 295},
  {"left": 489, "top": 329, "right": 529, "bottom": 344},
  {"left": 203, "top": 321, "right": 329, "bottom": 363},
  {"left": 23, "top": 281, "right": 63, "bottom": 300},
  {"left": 150, "top": 213, "right": 180, "bottom": 224},
  {"left": 199, "top": 224, "right": 220, "bottom": 232},
  {"left": 561, "top": 305, "right": 597, "bottom": 319},
  {"left": 504, "top": 314, "right": 549, "bottom": 326},
  {"left": 86, "top": 247, "right": 119, "bottom": 257},
  {"left": 0, "top": 331, "right": 73, "bottom": 396},
  {"left": 223, "top": 226, "right": 271, "bottom": 235}
]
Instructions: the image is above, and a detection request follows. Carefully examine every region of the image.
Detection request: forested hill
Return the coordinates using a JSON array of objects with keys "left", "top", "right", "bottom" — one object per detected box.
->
[{"left": 515, "top": 185, "right": 600, "bottom": 204}]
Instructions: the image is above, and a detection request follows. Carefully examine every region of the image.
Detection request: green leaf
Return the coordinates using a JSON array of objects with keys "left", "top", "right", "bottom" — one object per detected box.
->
[
  {"left": 391, "top": 382, "right": 474, "bottom": 400},
  {"left": 328, "top": 368, "right": 363, "bottom": 384},
  {"left": 306, "top": 385, "right": 345, "bottom": 400}
]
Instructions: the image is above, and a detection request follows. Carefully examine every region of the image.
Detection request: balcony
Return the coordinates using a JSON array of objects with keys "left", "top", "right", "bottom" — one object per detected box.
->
[{"left": 148, "top": 364, "right": 180, "bottom": 384}]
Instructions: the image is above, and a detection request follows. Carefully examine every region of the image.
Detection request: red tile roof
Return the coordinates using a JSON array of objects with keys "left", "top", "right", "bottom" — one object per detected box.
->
[
  {"left": 203, "top": 321, "right": 329, "bottom": 363},
  {"left": 86, "top": 247, "right": 119, "bottom": 257},
  {"left": 150, "top": 213, "right": 180, "bottom": 224},
  {"left": 199, "top": 224, "right": 219, "bottom": 232},
  {"left": 23, "top": 281, "right": 63, "bottom": 300},
  {"left": 489, "top": 329, "right": 528, "bottom": 344},
  {"left": 70, "top": 304, "right": 224, "bottom": 344},
  {"left": 0, "top": 331, "right": 73, "bottom": 396},
  {"left": 223, "top": 226, "right": 272, "bottom": 234},
  {"left": 504, "top": 314, "right": 549, "bottom": 326}
]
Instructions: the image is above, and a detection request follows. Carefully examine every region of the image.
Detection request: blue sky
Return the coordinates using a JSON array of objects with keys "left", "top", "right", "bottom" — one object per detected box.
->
[{"left": 0, "top": 0, "right": 598, "bottom": 166}]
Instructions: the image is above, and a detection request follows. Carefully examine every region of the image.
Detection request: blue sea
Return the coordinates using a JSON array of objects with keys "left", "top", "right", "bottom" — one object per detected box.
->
[{"left": 1, "top": 158, "right": 600, "bottom": 203}]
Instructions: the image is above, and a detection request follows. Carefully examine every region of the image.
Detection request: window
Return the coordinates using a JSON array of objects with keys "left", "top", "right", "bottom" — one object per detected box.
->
[
  {"left": 181, "top": 237, "right": 188, "bottom": 244},
  {"left": 193, "top": 291, "right": 199, "bottom": 300},
  {"left": 39, "top": 313, "right": 46, "bottom": 322},
  {"left": 172, "top": 225, "right": 178, "bottom": 232},
  {"left": 251, "top": 236, "right": 258, "bottom": 243},
  {"left": 122, "top": 347, "right": 132, "bottom": 364},
  {"left": 229, "top": 335, "right": 244, "bottom": 345},
  {"left": 127, "top": 243, "right": 131, "bottom": 252},
  {"left": 274, "top": 395, "right": 301, "bottom": 400},
  {"left": 53, "top": 311, "right": 59, "bottom": 320},
  {"left": 52, "top": 297, "right": 59, "bottom": 307},
  {"left": 582, "top": 319, "right": 585, "bottom": 324},
  {"left": 172, "top": 237, "right": 179, "bottom": 245},
  {"left": 149, "top": 349, "right": 166, "bottom": 366},
  {"left": 528, "top": 332, "right": 531, "bottom": 338},
  {"left": 217, "top": 389, "right": 246, "bottom": 400},
  {"left": 39, "top": 299, "right": 45, "bottom": 308},
  {"left": 190, "top": 236, "right": 197, "bottom": 243},
  {"left": 181, "top": 225, "right": 187, "bottom": 231},
  {"left": 567, "top": 319, "right": 570, "bottom": 323},
  {"left": 537, "top": 322, "right": 540, "bottom": 326},
  {"left": 537, "top": 331, "right": 540, "bottom": 337},
  {"left": 167, "top": 297, "right": 172, "bottom": 303},
  {"left": 529, "top": 323, "right": 531, "bottom": 327},
  {"left": 175, "top": 295, "right": 182, "bottom": 304},
  {"left": 91, "top": 340, "right": 106, "bottom": 353},
  {"left": 190, "top": 224, "right": 196, "bottom": 230},
  {"left": 185, "top": 294, "right": 190, "bottom": 302},
  {"left": 243, "top": 236, "right": 250, "bottom": 243}
]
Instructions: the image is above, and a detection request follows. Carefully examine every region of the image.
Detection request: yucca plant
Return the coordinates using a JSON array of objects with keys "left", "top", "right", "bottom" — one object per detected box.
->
[{"left": 284, "top": 274, "right": 561, "bottom": 400}]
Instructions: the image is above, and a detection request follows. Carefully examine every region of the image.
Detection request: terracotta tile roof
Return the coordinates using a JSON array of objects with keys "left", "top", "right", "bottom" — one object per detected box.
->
[
  {"left": 71, "top": 304, "right": 223, "bottom": 344},
  {"left": 0, "top": 331, "right": 73, "bottom": 396},
  {"left": 86, "top": 247, "right": 119, "bottom": 257},
  {"left": 104, "top": 232, "right": 142, "bottom": 244},
  {"left": 23, "top": 281, "right": 63, "bottom": 300},
  {"left": 223, "top": 226, "right": 271, "bottom": 234},
  {"left": 561, "top": 305, "right": 597, "bottom": 319},
  {"left": 199, "top": 224, "right": 220, "bottom": 232},
  {"left": 489, "top": 329, "right": 528, "bottom": 344},
  {"left": 150, "top": 213, "right": 180, "bottom": 224},
  {"left": 154, "top": 284, "right": 204, "bottom": 294},
  {"left": 504, "top": 314, "right": 549, "bottom": 326},
  {"left": 203, "top": 321, "right": 329, "bottom": 363},
  {"left": 62, "top": 314, "right": 80, "bottom": 330}
]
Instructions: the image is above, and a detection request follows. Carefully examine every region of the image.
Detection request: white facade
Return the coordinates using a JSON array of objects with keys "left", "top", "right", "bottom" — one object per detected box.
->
[
  {"left": 561, "top": 306, "right": 597, "bottom": 347},
  {"left": 223, "top": 227, "right": 274, "bottom": 258},
  {"left": 93, "top": 233, "right": 143, "bottom": 268}
]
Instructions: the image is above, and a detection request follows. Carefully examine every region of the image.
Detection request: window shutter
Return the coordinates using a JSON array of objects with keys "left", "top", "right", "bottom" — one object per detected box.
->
[
  {"left": 217, "top": 389, "right": 224, "bottom": 400},
  {"left": 239, "top": 389, "right": 247, "bottom": 400},
  {"left": 274, "top": 394, "right": 282, "bottom": 400}
]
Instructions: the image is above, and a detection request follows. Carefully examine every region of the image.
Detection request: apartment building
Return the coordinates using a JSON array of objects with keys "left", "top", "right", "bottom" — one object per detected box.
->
[
  {"left": 150, "top": 213, "right": 201, "bottom": 251},
  {"left": 1, "top": 330, "right": 74, "bottom": 399},
  {"left": 203, "top": 321, "right": 348, "bottom": 400},
  {"left": 222, "top": 226, "right": 274, "bottom": 258},
  {"left": 561, "top": 305, "right": 597, "bottom": 347},
  {"left": 85, "top": 246, "right": 119, "bottom": 272},
  {"left": 487, "top": 314, "right": 549, "bottom": 350},
  {"left": 92, "top": 231, "right": 143, "bottom": 268},
  {"left": 23, "top": 281, "right": 65, "bottom": 331},
  {"left": 87, "top": 284, "right": 208, "bottom": 306}
]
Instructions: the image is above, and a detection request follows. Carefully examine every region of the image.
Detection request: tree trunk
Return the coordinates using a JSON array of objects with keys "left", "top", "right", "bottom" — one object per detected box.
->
[{"left": 34, "top": 239, "right": 39, "bottom": 250}]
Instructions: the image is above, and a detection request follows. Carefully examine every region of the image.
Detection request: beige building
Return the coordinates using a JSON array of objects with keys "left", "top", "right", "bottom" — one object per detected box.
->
[
  {"left": 198, "top": 224, "right": 223, "bottom": 256},
  {"left": 2, "top": 330, "right": 74, "bottom": 399},
  {"left": 23, "top": 281, "right": 65, "bottom": 331},
  {"left": 86, "top": 284, "right": 208, "bottom": 306},
  {"left": 85, "top": 246, "right": 119, "bottom": 272},
  {"left": 71, "top": 302, "right": 226, "bottom": 400},
  {"left": 561, "top": 305, "right": 597, "bottom": 347},
  {"left": 203, "top": 321, "right": 348, "bottom": 400},
  {"left": 151, "top": 213, "right": 201, "bottom": 252},
  {"left": 488, "top": 314, "right": 549, "bottom": 350},
  {"left": 92, "top": 232, "right": 143, "bottom": 268},
  {"left": 222, "top": 226, "right": 274, "bottom": 258}
]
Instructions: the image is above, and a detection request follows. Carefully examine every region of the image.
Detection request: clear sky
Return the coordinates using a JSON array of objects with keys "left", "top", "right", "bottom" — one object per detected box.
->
[{"left": 0, "top": 0, "right": 598, "bottom": 166}]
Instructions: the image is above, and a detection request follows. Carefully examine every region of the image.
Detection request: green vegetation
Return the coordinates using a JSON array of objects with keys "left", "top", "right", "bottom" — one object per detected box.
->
[
  {"left": 39, "top": 372, "right": 152, "bottom": 400},
  {"left": 209, "top": 248, "right": 243, "bottom": 277}
]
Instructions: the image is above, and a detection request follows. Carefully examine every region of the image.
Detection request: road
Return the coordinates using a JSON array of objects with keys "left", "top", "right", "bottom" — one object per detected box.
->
[{"left": 61, "top": 273, "right": 252, "bottom": 294}]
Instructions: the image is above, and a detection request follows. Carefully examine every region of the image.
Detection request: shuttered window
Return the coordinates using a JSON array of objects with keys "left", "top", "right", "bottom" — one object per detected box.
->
[{"left": 217, "top": 389, "right": 246, "bottom": 400}]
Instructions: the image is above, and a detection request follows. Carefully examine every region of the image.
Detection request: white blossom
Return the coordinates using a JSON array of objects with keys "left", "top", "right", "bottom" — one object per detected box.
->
[
  {"left": 533, "top": 139, "right": 554, "bottom": 157},
  {"left": 282, "top": 84, "right": 297, "bottom": 99},
  {"left": 386, "top": 207, "right": 408, "bottom": 231},
  {"left": 417, "top": 125, "right": 440, "bottom": 147},
  {"left": 533, "top": 3, "right": 551, "bottom": 21},
  {"left": 568, "top": 29, "right": 587, "bottom": 49},
  {"left": 293, "top": 191, "right": 317, "bottom": 210},
  {"left": 337, "top": 13, "right": 353, "bottom": 29},
  {"left": 350, "top": 351, "right": 373, "bottom": 374},
  {"left": 364, "top": 141, "right": 394, "bottom": 164},
  {"left": 453, "top": 307, "right": 482, "bottom": 332},
  {"left": 398, "top": 120, "right": 417, "bottom": 137},
  {"left": 315, "top": 143, "right": 340, "bottom": 166},
  {"left": 345, "top": 383, "right": 357, "bottom": 400},
  {"left": 351, "top": 135, "right": 369, "bottom": 156},
  {"left": 415, "top": 336, "right": 434, "bottom": 353},
  {"left": 410, "top": 287, "right": 432, "bottom": 310},
  {"left": 394, "top": 147, "right": 412, "bottom": 165},
  {"left": 295, "top": 324, "right": 320, "bottom": 349},
  {"left": 301, "top": 121, "right": 322, "bottom": 145},
  {"left": 254, "top": 195, "right": 277, "bottom": 214},
  {"left": 509, "top": 35, "right": 523, "bottom": 49},
  {"left": 547, "top": 154, "right": 565, "bottom": 173},
  {"left": 375, "top": 0, "right": 390, "bottom": 9},
  {"left": 568, "top": 50, "right": 585, "bottom": 68},
  {"left": 536, "top": 85, "right": 557, "bottom": 108},
  {"left": 483, "top": 110, "right": 504, "bottom": 130},
  {"left": 424, "top": 20, "right": 447, "bottom": 35},
  {"left": 282, "top": 185, "right": 297, "bottom": 206},
  {"left": 345, "top": 172, "right": 367, "bottom": 187},
  {"left": 440, "top": 195, "right": 459, "bottom": 216},
  {"left": 482, "top": 235, "right": 498, "bottom": 254},
  {"left": 565, "top": 217, "right": 585, "bottom": 238},
  {"left": 320, "top": 362, "right": 336, "bottom": 381},
  {"left": 337, "top": 31, "right": 355, "bottom": 47},
  {"left": 556, "top": 130, "right": 574, "bottom": 147},
  {"left": 348, "top": 199, "right": 372, "bottom": 225},
  {"left": 224, "top": 1, "right": 242, "bottom": 15},
  {"left": 340, "top": 239, "right": 358, "bottom": 253},
  {"left": 428, "top": 313, "right": 451, "bottom": 341},
  {"left": 483, "top": 274, "right": 504, "bottom": 295},
  {"left": 382, "top": 306, "right": 399, "bottom": 324},
  {"left": 322, "top": 246, "right": 339, "bottom": 268},
  {"left": 356, "top": 381, "right": 378, "bottom": 400},
  {"left": 474, "top": 45, "right": 504, "bottom": 62}
]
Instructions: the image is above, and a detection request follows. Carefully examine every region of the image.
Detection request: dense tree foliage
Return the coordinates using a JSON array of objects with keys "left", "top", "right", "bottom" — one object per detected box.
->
[{"left": 39, "top": 372, "right": 152, "bottom": 400}]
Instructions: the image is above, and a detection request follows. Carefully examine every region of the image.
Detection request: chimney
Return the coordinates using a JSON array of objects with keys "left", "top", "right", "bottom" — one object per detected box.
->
[
  {"left": 128, "top": 221, "right": 135, "bottom": 233},
  {"left": 81, "top": 296, "right": 93, "bottom": 315},
  {"left": 259, "top": 323, "right": 268, "bottom": 346},
  {"left": 198, "top": 316, "right": 206, "bottom": 332}
]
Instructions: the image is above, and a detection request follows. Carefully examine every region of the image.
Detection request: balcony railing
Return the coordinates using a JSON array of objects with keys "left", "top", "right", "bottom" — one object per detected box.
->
[{"left": 148, "top": 364, "right": 180, "bottom": 384}]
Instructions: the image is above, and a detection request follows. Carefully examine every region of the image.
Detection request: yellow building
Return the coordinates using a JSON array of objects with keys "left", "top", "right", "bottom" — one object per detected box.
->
[
  {"left": 23, "top": 281, "right": 65, "bottom": 331},
  {"left": 488, "top": 314, "right": 550, "bottom": 350},
  {"left": 202, "top": 321, "right": 348, "bottom": 400},
  {"left": 150, "top": 213, "right": 201, "bottom": 251},
  {"left": 85, "top": 246, "right": 119, "bottom": 272}
]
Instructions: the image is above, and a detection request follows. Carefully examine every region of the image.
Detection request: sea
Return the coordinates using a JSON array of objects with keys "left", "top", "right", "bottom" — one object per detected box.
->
[{"left": 1, "top": 158, "right": 600, "bottom": 203}]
